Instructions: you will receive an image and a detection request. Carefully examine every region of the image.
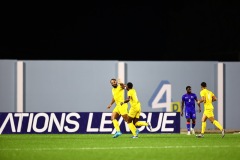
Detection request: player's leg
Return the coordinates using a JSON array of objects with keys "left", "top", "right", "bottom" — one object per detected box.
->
[
  {"left": 121, "top": 114, "right": 128, "bottom": 122},
  {"left": 201, "top": 114, "right": 207, "bottom": 134},
  {"left": 186, "top": 119, "right": 191, "bottom": 135},
  {"left": 112, "top": 103, "right": 129, "bottom": 138},
  {"left": 209, "top": 116, "right": 223, "bottom": 130},
  {"left": 133, "top": 118, "right": 138, "bottom": 126},
  {"left": 134, "top": 116, "right": 148, "bottom": 128},
  {"left": 133, "top": 113, "right": 150, "bottom": 135},
  {"left": 119, "top": 104, "right": 129, "bottom": 123},
  {"left": 208, "top": 116, "right": 225, "bottom": 138},
  {"left": 133, "top": 118, "right": 140, "bottom": 136},
  {"left": 134, "top": 118, "right": 149, "bottom": 127},
  {"left": 196, "top": 114, "right": 207, "bottom": 138},
  {"left": 185, "top": 110, "right": 191, "bottom": 135},
  {"left": 191, "top": 119, "right": 196, "bottom": 135},
  {"left": 134, "top": 105, "right": 148, "bottom": 127},
  {"left": 119, "top": 103, "right": 128, "bottom": 118},
  {"left": 191, "top": 110, "right": 196, "bottom": 134},
  {"left": 111, "top": 111, "right": 120, "bottom": 131},
  {"left": 127, "top": 107, "right": 137, "bottom": 138},
  {"left": 127, "top": 115, "right": 138, "bottom": 138},
  {"left": 133, "top": 105, "right": 152, "bottom": 132},
  {"left": 112, "top": 107, "right": 122, "bottom": 138}
]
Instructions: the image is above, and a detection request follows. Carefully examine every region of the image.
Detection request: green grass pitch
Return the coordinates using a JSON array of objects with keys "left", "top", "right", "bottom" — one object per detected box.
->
[{"left": 0, "top": 133, "right": 240, "bottom": 160}]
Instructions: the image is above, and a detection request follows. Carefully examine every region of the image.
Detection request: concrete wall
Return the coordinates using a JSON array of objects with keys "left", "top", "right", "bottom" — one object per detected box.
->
[
  {"left": 24, "top": 60, "right": 118, "bottom": 112},
  {"left": 224, "top": 62, "right": 240, "bottom": 130},
  {"left": 0, "top": 60, "right": 16, "bottom": 112}
]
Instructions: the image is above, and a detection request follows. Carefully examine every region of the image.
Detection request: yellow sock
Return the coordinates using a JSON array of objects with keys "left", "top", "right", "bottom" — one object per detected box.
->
[
  {"left": 135, "top": 121, "right": 148, "bottom": 126},
  {"left": 201, "top": 121, "right": 206, "bottom": 134},
  {"left": 112, "top": 119, "right": 120, "bottom": 132},
  {"left": 128, "top": 122, "right": 137, "bottom": 136},
  {"left": 213, "top": 120, "right": 223, "bottom": 131}
]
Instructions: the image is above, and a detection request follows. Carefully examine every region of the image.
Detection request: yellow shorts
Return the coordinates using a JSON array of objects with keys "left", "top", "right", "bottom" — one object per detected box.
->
[
  {"left": 204, "top": 109, "right": 214, "bottom": 118},
  {"left": 112, "top": 103, "right": 128, "bottom": 115},
  {"left": 128, "top": 103, "right": 141, "bottom": 119}
]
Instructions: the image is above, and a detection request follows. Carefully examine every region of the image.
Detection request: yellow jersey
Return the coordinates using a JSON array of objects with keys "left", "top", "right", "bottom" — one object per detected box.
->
[
  {"left": 128, "top": 88, "right": 141, "bottom": 107},
  {"left": 112, "top": 85, "right": 124, "bottom": 105},
  {"left": 200, "top": 88, "right": 214, "bottom": 110}
]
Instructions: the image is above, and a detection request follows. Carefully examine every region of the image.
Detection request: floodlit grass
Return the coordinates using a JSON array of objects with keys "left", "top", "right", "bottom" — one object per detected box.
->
[{"left": 0, "top": 133, "right": 240, "bottom": 160}]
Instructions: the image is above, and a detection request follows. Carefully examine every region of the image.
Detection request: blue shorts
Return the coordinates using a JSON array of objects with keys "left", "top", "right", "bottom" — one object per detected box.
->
[{"left": 185, "top": 109, "right": 196, "bottom": 119}]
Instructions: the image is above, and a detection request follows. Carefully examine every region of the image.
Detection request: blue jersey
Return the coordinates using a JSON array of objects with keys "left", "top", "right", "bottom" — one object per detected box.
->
[{"left": 182, "top": 93, "right": 197, "bottom": 110}]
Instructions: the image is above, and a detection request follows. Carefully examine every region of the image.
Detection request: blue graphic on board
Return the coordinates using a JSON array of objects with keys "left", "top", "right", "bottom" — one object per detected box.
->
[{"left": 149, "top": 80, "right": 179, "bottom": 112}]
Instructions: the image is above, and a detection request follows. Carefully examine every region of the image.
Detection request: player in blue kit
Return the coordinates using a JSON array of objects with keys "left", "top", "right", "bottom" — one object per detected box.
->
[{"left": 181, "top": 86, "right": 201, "bottom": 135}]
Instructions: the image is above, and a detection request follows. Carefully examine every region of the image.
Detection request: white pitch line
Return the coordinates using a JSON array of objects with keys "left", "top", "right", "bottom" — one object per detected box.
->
[{"left": 1, "top": 145, "right": 240, "bottom": 151}]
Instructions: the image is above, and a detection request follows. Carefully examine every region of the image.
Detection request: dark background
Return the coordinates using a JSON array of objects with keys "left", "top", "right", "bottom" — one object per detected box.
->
[{"left": 1, "top": 2, "right": 239, "bottom": 61}]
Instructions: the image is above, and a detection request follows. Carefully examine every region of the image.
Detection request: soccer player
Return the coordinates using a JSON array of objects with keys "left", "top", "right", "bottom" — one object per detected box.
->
[
  {"left": 120, "top": 82, "right": 152, "bottom": 138},
  {"left": 107, "top": 78, "right": 129, "bottom": 138},
  {"left": 181, "top": 86, "right": 201, "bottom": 135},
  {"left": 196, "top": 82, "right": 225, "bottom": 138}
]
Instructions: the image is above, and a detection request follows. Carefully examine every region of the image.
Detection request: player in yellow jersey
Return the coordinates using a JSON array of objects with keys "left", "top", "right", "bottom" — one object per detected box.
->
[
  {"left": 196, "top": 82, "right": 225, "bottom": 138},
  {"left": 120, "top": 82, "right": 152, "bottom": 138},
  {"left": 107, "top": 78, "right": 128, "bottom": 138}
]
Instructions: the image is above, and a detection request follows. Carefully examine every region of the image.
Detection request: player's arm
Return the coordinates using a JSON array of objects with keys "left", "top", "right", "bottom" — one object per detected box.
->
[
  {"left": 195, "top": 98, "right": 201, "bottom": 113},
  {"left": 117, "top": 78, "right": 126, "bottom": 89},
  {"left": 120, "top": 96, "right": 130, "bottom": 105},
  {"left": 197, "top": 96, "right": 205, "bottom": 104},
  {"left": 107, "top": 98, "right": 115, "bottom": 109},
  {"left": 212, "top": 95, "right": 217, "bottom": 102},
  {"left": 180, "top": 100, "right": 184, "bottom": 117}
]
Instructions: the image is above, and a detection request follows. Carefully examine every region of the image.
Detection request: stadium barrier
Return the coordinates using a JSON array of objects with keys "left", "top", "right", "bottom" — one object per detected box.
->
[{"left": 0, "top": 112, "right": 180, "bottom": 134}]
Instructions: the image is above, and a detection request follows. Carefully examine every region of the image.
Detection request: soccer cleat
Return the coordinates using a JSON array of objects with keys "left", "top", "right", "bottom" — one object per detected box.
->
[
  {"left": 147, "top": 122, "right": 153, "bottom": 132},
  {"left": 191, "top": 128, "right": 195, "bottom": 135},
  {"left": 196, "top": 134, "right": 204, "bottom": 138},
  {"left": 136, "top": 129, "right": 140, "bottom": 136},
  {"left": 221, "top": 129, "right": 225, "bottom": 138},
  {"left": 187, "top": 131, "right": 191, "bottom": 135},
  {"left": 112, "top": 131, "right": 122, "bottom": 138},
  {"left": 132, "top": 136, "right": 138, "bottom": 139}
]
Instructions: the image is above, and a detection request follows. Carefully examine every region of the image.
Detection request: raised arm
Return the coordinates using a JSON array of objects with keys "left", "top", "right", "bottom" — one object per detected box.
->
[{"left": 118, "top": 78, "right": 126, "bottom": 89}]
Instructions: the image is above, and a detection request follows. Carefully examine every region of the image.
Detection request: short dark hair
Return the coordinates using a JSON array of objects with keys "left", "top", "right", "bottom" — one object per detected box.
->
[
  {"left": 110, "top": 78, "right": 116, "bottom": 82},
  {"left": 127, "top": 82, "right": 133, "bottom": 89},
  {"left": 201, "top": 82, "right": 207, "bottom": 87},
  {"left": 186, "top": 86, "right": 191, "bottom": 90}
]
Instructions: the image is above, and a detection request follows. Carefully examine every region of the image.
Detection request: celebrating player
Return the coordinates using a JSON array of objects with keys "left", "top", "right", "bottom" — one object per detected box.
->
[
  {"left": 107, "top": 78, "right": 128, "bottom": 138},
  {"left": 121, "top": 82, "right": 152, "bottom": 138}
]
